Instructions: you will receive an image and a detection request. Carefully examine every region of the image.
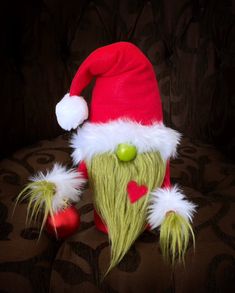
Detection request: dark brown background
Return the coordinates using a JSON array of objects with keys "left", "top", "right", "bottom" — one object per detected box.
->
[{"left": 1, "top": 0, "right": 235, "bottom": 160}]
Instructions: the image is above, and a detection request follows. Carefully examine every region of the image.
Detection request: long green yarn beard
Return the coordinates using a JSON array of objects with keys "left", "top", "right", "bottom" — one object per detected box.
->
[{"left": 87, "top": 151, "right": 165, "bottom": 273}]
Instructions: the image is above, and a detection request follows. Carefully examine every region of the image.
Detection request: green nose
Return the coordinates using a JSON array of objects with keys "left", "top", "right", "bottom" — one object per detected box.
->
[{"left": 116, "top": 143, "right": 137, "bottom": 162}]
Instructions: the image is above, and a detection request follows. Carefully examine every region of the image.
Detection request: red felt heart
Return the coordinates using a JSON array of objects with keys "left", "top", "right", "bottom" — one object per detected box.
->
[{"left": 127, "top": 181, "right": 148, "bottom": 203}]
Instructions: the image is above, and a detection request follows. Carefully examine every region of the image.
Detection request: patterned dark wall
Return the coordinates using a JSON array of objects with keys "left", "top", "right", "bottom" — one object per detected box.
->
[{"left": 1, "top": 0, "right": 235, "bottom": 159}]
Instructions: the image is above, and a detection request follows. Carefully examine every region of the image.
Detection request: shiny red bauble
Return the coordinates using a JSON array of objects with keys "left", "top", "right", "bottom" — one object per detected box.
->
[{"left": 46, "top": 205, "right": 80, "bottom": 239}]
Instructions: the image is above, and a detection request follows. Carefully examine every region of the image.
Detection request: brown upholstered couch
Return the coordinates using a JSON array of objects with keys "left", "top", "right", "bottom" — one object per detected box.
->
[{"left": 1, "top": 1, "right": 235, "bottom": 292}]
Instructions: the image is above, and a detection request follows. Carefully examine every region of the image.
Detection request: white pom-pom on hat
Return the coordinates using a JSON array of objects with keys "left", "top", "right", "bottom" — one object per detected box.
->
[{"left": 55, "top": 94, "right": 88, "bottom": 131}]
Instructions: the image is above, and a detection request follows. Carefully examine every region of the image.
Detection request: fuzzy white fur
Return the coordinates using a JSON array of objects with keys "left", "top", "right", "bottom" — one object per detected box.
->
[
  {"left": 30, "top": 163, "right": 86, "bottom": 212},
  {"left": 147, "top": 185, "right": 196, "bottom": 229},
  {"left": 55, "top": 94, "right": 88, "bottom": 131},
  {"left": 70, "top": 119, "right": 181, "bottom": 164}
]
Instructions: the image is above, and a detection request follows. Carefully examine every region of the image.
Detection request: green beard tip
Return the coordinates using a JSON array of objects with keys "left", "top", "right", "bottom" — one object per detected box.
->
[
  {"left": 160, "top": 212, "right": 195, "bottom": 265},
  {"left": 15, "top": 180, "right": 56, "bottom": 234}
]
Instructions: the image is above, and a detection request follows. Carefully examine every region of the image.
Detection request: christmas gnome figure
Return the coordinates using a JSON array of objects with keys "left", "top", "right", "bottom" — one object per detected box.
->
[{"left": 17, "top": 42, "right": 196, "bottom": 272}]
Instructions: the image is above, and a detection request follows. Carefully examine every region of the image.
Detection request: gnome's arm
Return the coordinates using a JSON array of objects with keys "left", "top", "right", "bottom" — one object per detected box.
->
[
  {"left": 16, "top": 164, "right": 87, "bottom": 239},
  {"left": 148, "top": 161, "right": 196, "bottom": 263}
]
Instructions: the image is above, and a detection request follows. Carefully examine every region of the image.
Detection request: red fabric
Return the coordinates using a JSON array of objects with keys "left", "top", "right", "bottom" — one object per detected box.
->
[
  {"left": 127, "top": 181, "right": 148, "bottom": 203},
  {"left": 69, "top": 42, "right": 163, "bottom": 125},
  {"left": 161, "top": 161, "right": 171, "bottom": 188},
  {"left": 46, "top": 206, "right": 80, "bottom": 239},
  {"left": 94, "top": 210, "right": 108, "bottom": 234},
  {"left": 77, "top": 161, "right": 89, "bottom": 179}
]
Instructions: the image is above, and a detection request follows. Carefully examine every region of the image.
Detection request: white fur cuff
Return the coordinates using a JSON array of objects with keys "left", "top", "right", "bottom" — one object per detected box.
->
[
  {"left": 147, "top": 186, "right": 196, "bottom": 229},
  {"left": 31, "top": 163, "right": 87, "bottom": 212},
  {"left": 71, "top": 119, "right": 181, "bottom": 164},
  {"left": 55, "top": 94, "right": 88, "bottom": 131}
]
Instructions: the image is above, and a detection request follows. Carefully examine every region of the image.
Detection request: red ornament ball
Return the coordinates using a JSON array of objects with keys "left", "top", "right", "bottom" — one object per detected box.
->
[{"left": 46, "top": 205, "right": 80, "bottom": 239}]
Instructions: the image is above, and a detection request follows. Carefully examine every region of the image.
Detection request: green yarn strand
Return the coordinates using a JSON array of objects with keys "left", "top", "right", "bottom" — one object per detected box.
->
[
  {"left": 88, "top": 151, "right": 165, "bottom": 274},
  {"left": 160, "top": 212, "right": 195, "bottom": 265},
  {"left": 14, "top": 181, "right": 56, "bottom": 236}
]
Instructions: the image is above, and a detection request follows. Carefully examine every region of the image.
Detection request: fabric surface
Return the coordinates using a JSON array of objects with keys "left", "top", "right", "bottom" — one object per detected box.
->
[
  {"left": 0, "top": 135, "right": 234, "bottom": 292},
  {"left": 1, "top": 0, "right": 235, "bottom": 159},
  {"left": 0, "top": 135, "right": 71, "bottom": 293}
]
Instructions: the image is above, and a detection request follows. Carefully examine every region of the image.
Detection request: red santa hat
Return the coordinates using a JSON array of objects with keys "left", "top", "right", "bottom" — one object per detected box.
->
[
  {"left": 56, "top": 42, "right": 180, "bottom": 163},
  {"left": 55, "top": 42, "right": 196, "bottom": 228}
]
